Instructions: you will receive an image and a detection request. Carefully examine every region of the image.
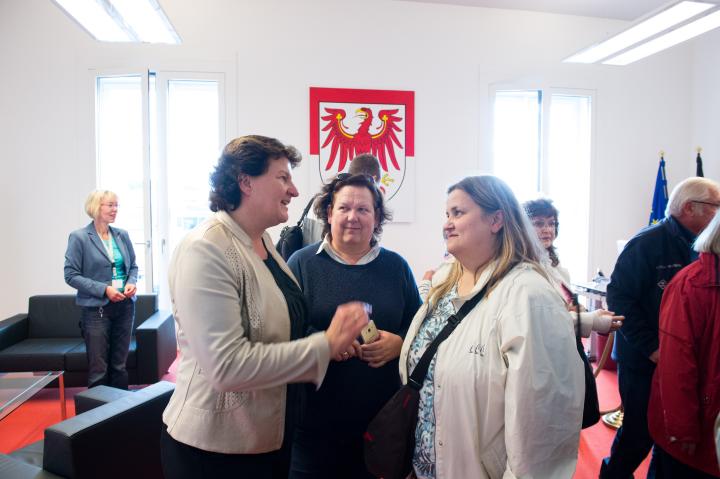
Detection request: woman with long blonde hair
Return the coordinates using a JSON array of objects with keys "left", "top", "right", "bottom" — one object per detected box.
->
[{"left": 400, "top": 175, "right": 584, "bottom": 478}]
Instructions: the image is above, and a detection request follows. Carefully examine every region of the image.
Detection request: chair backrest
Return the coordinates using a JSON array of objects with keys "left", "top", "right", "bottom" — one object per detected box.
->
[
  {"left": 133, "top": 294, "right": 158, "bottom": 333},
  {"left": 42, "top": 381, "right": 174, "bottom": 479},
  {"left": 28, "top": 294, "right": 158, "bottom": 338},
  {"left": 28, "top": 295, "right": 84, "bottom": 338}
]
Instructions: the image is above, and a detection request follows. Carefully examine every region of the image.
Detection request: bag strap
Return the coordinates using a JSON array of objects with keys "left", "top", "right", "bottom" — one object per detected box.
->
[
  {"left": 295, "top": 195, "right": 317, "bottom": 227},
  {"left": 407, "top": 283, "right": 489, "bottom": 390},
  {"left": 572, "top": 293, "right": 581, "bottom": 342}
]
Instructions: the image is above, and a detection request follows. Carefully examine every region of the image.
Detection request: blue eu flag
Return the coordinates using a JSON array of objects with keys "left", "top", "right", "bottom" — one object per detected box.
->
[{"left": 649, "top": 157, "right": 668, "bottom": 225}]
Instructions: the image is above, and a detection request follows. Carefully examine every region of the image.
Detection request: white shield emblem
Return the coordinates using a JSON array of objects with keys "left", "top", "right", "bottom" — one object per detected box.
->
[{"left": 317, "top": 102, "right": 406, "bottom": 201}]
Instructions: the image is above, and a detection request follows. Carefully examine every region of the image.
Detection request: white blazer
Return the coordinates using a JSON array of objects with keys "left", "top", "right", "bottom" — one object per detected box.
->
[{"left": 400, "top": 261, "right": 584, "bottom": 479}]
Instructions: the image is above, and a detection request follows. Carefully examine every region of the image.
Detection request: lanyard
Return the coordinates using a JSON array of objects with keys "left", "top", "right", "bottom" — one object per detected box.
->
[{"left": 101, "top": 234, "right": 115, "bottom": 264}]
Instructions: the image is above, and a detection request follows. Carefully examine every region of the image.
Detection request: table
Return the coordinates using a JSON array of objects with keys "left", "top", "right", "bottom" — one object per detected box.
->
[{"left": 0, "top": 371, "right": 66, "bottom": 421}]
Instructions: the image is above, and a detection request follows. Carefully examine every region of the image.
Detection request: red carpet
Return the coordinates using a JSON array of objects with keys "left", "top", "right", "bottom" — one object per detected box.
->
[{"left": 0, "top": 357, "right": 650, "bottom": 477}]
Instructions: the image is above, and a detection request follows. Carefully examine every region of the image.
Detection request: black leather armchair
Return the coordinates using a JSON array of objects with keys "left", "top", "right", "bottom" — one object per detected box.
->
[
  {"left": 0, "top": 294, "right": 175, "bottom": 386},
  {"left": 0, "top": 381, "right": 175, "bottom": 479}
]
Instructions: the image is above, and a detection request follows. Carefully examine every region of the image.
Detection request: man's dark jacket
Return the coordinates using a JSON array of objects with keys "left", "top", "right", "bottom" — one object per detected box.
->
[{"left": 608, "top": 216, "right": 695, "bottom": 375}]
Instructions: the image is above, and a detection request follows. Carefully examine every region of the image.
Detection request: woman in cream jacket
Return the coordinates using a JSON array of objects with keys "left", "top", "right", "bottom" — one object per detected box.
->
[{"left": 160, "top": 136, "right": 368, "bottom": 479}]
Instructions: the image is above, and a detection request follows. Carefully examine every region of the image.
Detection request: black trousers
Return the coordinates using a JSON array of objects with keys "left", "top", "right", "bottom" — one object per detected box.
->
[
  {"left": 655, "top": 446, "right": 719, "bottom": 479},
  {"left": 160, "top": 426, "right": 290, "bottom": 479},
  {"left": 289, "top": 427, "right": 373, "bottom": 479},
  {"left": 600, "top": 364, "right": 657, "bottom": 479},
  {"left": 80, "top": 299, "right": 134, "bottom": 389}
]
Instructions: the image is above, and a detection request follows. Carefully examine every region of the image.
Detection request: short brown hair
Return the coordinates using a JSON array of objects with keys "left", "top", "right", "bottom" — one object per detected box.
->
[
  {"left": 523, "top": 198, "right": 560, "bottom": 266},
  {"left": 349, "top": 153, "right": 381, "bottom": 182},
  {"left": 209, "top": 135, "right": 301, "bottom": 212}
]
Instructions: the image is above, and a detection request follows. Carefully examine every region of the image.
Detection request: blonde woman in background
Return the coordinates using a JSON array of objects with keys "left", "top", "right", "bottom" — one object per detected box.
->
[{"left": 64, "top": 190, "right": 138, "bottom": 389}]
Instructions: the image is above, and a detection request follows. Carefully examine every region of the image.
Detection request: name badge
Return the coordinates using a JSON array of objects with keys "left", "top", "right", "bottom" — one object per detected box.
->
[{"left": 112, "top": 279, "right": 124, "bottom": 290}]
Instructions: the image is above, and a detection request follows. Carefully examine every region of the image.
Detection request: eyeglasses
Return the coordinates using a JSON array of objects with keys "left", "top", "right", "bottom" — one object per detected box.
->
[
  {"left": 531, "top": 219, "right": 558, "bottom": 229},
  {"left": 692, "top": 200, "right": 720, "bottom": 209},
  {"left": 336, "top": 172, "right": 377, "bottom": 181},
  {"left": 101, "top": 203, "right": 119, "bottom": 209},
  {"left": 334, "top": 172, "right": 380, "bottom": 187}
]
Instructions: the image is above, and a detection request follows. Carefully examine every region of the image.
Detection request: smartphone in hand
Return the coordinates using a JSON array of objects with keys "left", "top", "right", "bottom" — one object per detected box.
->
[{"left": 360, "top": 319, "right": 380, "bottom": 344}]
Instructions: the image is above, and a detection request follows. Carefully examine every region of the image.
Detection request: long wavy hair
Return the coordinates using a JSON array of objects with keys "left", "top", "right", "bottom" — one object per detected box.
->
[{"left": 427, "top": 176, "right": 545, "bottom": 309}]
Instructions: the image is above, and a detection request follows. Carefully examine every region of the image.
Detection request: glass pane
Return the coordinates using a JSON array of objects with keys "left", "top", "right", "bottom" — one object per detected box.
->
[
  {"left": 166, "top": 80, "right": 220, "bottom": 257},
  {"left": 547, "top": 94, "right": 592, "bottom": 282},
  {"left": 96, "top": 76, "right": 148, "bottom": 291},
  {"left": 493, "top": 90, "right": 540, "bottom": 201}
]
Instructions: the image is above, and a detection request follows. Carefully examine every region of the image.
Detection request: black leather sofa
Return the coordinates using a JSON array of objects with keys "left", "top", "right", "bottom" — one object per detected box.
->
[
  {"left": 0, "top": 381, "right": 175, "bottom": 479},
  {"left": 0, "top": 294, "right": 176, "bottom": 386}
]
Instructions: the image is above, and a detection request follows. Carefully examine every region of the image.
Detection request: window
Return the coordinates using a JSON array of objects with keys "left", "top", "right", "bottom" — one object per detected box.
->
[
  {"left": 164, "top": 79, "right": 221, "bottom": 258},
  {"left": 94, "top": 70, "right": 227, "bottom": 306},
  {"left": 492, "top": 88, "right": 593, "bottom": 282},
  {"left": 96, "top": 75, "right": 149, "bottom": 291}
]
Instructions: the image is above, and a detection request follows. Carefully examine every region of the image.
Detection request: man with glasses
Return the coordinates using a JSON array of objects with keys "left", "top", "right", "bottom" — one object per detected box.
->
[{"left": 601, "top": 176, "right": 720, "bottom": 479}]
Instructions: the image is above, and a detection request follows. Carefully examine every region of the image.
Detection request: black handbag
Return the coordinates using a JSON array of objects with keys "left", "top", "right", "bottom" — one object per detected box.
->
[
  {"left": 573, "top": 294, "right": 601, "bottom": 429},
  {"left": 364, "top": 285, "right": 488, "bottom": 479},
  {"left": 276, "top": 196, "right": 316, "bottom": 261}
]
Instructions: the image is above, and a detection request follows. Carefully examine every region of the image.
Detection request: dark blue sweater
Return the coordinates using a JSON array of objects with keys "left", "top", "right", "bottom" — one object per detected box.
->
[{"left": 288, "top": 244, "right": 421, "bottom": 437}]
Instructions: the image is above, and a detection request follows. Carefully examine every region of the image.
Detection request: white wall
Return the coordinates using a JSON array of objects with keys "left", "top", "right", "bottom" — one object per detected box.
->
[
  {"left": 690, "top": 28, "right": 720, "bottom": 183},
  {"left": 0, "top": 0, "right": 713, "bottom": 318}
]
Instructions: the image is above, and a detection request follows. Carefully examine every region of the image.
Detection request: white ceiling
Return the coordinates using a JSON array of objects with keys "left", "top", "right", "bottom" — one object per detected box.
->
[{"left": 397, "top": 0, "right": 684, "bottom": 20}]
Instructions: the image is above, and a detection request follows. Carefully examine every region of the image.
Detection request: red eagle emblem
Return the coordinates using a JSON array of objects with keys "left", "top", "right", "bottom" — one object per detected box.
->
[{"left": 320, "top": 107, "right": 403, "bottom": 172}]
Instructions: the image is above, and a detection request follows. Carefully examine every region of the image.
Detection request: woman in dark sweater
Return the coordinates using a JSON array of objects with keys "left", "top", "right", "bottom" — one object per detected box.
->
[{"left": 287, "top": 173, "right": 422, "bottom": 479}]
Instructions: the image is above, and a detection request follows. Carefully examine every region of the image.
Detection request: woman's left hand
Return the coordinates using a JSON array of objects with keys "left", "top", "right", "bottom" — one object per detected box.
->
[
  {"left": 361, "top": 330, "right": 403, "bottom": 368},
  {"left": 124, "top": 283, "right": 137, "bottom": 298}
]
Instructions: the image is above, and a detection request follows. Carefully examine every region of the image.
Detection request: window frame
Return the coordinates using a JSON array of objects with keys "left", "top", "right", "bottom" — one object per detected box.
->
[{"left": 489, "top": 83, "right": 597, "bottom": 281}]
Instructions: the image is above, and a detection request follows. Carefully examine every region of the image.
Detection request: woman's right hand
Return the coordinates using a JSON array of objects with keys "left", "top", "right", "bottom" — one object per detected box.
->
[
  {"left": 105, "top": 285, "right": 126, "bottom": 302},
  {"left": 325, "top": 302, "right": 369, "bottom": 361}
]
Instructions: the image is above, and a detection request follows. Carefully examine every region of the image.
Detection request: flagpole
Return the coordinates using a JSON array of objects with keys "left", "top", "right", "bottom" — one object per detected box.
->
[
  {"left": 696, "top": 146, "right": 704, "bottom": 177},
  {"left": 660, "top": 152, "right": 667, "bottom": 200}
]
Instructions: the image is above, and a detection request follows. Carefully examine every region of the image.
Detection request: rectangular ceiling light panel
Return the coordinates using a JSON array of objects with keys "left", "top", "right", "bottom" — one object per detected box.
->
[
  {"left": 603, "top": 9, "right": 720, "bottom": 65},
  {"left": 54, "top": 0, "right": 132, "bottom": 42},
  {"left": 53, "top": 0, "right": 180, "bottom": 44},
  {"left": 564, "top": 1, "right": 715, "bottom": 63}
]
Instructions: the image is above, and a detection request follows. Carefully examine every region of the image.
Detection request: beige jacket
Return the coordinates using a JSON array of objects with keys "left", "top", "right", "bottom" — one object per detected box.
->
[{"left": 163, "top": 211, "right": 330, "bottom": 454}]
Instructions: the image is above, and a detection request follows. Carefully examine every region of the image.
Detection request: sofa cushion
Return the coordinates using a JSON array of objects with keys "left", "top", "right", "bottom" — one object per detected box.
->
[
  {"left": 64, "top": 338, "right": 137, "bottom": 371},
  {"left": 0, "top": 452, "right": 62, "bottom": 479},
  {"left": 0, "top": 339, "right": 82, "bottom": 371},
  {"left": 28, "top": 296, "right": 83, "bottom": 339},
  {"left": 9, "top": 440, "right": 44, "bottom": 467},
  {"left": 27, "top": 295, "right": 158, "bottom": 338}
]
